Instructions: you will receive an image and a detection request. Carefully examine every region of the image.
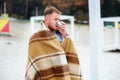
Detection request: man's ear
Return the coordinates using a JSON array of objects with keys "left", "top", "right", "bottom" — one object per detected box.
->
[
  {"left": 45, "top": 19, "right": 49, "bottom": 25},
  {"left": 44, "top": 18, "right": 46, "bottom": 21},
  {"left": 44, "top": 16, "right": 49, "bottom": 22}
]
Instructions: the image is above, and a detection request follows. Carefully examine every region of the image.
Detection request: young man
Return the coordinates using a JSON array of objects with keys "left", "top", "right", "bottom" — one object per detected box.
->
[{"left": 25, "top": 6, "right": 83, "bottom": 80}]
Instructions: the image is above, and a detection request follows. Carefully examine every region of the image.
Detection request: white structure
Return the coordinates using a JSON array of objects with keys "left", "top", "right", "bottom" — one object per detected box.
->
[
  {"left": 101, "top": 17, "right": 120, "bottom": 50},
  {"left": 89, "top": 0, "right": 120, "bottom": 80},
  {"left": 30, "top": 15, "right": 75, "bottom": 40},
  {"left": 89, "top": 0, "right": 103, "bottom": 80}
]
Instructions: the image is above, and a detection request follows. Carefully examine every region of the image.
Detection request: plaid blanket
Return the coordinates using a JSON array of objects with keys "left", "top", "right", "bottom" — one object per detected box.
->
[{"left": 25, "top": 29, "right": 83, "bottom": 80}]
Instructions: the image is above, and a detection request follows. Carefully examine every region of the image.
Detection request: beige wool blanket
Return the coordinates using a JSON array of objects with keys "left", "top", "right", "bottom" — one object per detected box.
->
[{"left": 25, "top": 30, "right": 83, "bottom": 80}]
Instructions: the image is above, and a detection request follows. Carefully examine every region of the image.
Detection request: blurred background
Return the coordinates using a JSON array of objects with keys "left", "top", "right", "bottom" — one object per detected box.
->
[
  {"left": 1, "top": 0, "right": 120, "bottom": 21},
  {"left": 0, "top": 0, "right": 88, "bottom": 22},
  {"left": 1, "top": 0, "right": 120, "bottom": 80}
]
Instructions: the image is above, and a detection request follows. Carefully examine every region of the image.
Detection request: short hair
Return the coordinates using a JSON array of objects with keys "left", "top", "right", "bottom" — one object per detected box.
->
[{"left": 44, "top": 6, "right": 61, "bottom": 16}]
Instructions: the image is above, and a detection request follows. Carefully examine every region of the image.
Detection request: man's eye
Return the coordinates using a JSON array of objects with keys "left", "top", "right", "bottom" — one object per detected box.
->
[{"left": 55, "top": 18, "right": 60, "bottom": 21}]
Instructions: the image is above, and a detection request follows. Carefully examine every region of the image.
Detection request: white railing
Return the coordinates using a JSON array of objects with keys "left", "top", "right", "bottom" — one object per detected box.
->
[{"left": 101, "top": 17, "right": 120, "bottom": 50}]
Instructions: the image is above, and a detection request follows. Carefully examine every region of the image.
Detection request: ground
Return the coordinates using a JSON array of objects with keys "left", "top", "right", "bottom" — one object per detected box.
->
[{"left": 0, "top": 20, "right": 120, "bottom": 80}]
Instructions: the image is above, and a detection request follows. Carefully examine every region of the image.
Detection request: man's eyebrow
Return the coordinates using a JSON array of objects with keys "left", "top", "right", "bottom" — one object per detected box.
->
[{"left": 55, "top": 18, "right": 60, "bottom": 20}]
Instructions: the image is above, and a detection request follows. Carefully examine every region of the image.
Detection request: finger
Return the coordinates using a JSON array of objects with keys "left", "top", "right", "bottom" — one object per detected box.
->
[{"left": 60, "top": 21, "right": 65, "bottom": 25}]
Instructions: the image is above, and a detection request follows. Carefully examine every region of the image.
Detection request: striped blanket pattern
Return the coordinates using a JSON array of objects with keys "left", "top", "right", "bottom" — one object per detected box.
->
[{"left": 25, "top": 30, "right": 83, "bottom": 80}]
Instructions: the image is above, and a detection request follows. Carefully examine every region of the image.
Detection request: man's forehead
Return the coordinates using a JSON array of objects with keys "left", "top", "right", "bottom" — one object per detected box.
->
[
  {"left": 50, "top": 12, "right": 60, "bottom": 18},
  {"left": 51, "top": 12, "right": 60, "bottom": 16}
]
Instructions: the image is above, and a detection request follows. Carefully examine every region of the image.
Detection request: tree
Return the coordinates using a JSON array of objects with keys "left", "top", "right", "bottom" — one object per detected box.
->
[{"left": 101, "top": 0, "right": 118, "bottom": 17}]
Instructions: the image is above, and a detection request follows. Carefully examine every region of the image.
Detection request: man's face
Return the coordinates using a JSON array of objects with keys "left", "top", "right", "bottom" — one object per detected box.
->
[{"left": 48, "top": 12, "right": 60, "bottom": 30}]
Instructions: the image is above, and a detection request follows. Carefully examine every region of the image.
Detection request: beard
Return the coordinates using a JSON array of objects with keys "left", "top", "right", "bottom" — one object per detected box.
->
[{"left": 48, "top": 25, "right": 60, "bottom": 34}]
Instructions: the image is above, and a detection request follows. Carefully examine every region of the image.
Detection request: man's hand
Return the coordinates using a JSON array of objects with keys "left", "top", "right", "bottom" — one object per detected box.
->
[{"left": 57, "top": 21, "right": 68, "bottom": 37}]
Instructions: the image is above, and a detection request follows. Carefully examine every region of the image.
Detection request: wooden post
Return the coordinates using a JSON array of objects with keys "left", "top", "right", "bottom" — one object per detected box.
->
[{"left": 4, "top": 2, "right": 6, "bottom": 14}]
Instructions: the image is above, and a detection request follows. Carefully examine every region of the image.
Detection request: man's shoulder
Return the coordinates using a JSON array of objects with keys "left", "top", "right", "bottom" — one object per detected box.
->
[{"left": 30, "top": 30, "right": 53, "bottom": 41}]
